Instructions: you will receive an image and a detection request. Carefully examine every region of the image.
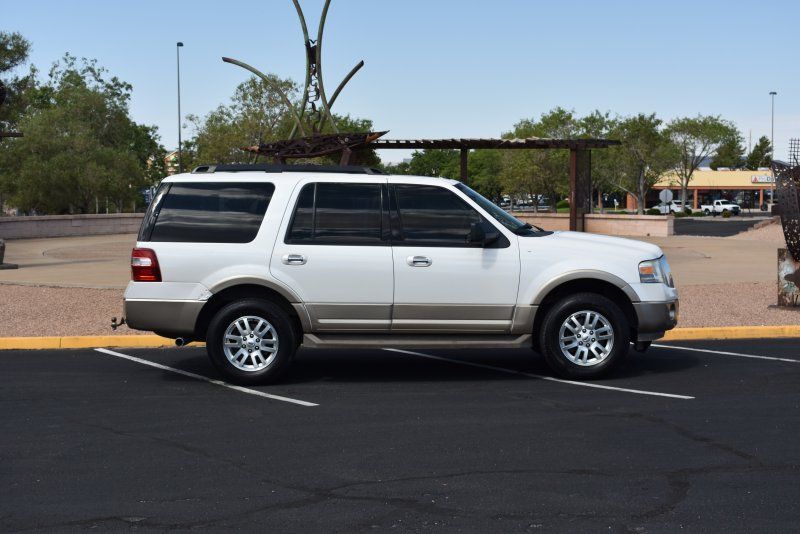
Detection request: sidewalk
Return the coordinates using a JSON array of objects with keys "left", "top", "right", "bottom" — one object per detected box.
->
[{"left": 0, "top": 234, "right": 134, "bottom": 289}]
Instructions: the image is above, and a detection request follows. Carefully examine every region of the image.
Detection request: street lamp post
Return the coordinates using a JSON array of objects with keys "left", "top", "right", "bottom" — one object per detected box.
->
[
  {"left": 769, "top": 91, "right": 777, "bottom": 204},
  {"left": 177, "top": 42, "right": 184, "bottom": 173}
]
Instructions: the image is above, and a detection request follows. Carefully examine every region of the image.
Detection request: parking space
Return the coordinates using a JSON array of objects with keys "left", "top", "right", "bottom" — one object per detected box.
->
[{"left": 2, "top": 340, "right": 799, "bottom": 531}]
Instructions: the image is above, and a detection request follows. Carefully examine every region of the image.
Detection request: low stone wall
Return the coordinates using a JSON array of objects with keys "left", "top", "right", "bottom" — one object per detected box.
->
[
  {"left": 0, "top": 214, "right": 144, "bottom": 240},
  {"left": 513, "top": 212, "right": 674, "bottom": 237},
  {"left": 0, "top": 211, "right": 673, "bottom": 240}
]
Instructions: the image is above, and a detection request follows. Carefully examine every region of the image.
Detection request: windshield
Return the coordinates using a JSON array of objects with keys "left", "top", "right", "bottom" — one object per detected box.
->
[{"left": 454, "top": 183, "right": 542, "bottom": 234}]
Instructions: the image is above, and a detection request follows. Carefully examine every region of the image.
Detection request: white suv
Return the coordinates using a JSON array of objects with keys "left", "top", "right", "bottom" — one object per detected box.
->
[{"left": 124, "top": 165, "right": 678, "bottom": 384}]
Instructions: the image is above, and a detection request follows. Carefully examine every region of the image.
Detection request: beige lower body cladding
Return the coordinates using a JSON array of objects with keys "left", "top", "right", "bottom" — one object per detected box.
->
[
  {"left": 0, "top": 214, "right": 144, "bottom": 240},
  {"left": 513, "top": 213, "right": 674, "bottom": 237}
]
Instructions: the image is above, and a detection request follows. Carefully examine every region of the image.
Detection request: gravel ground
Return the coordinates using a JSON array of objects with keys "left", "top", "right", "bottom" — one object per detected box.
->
[
  {"left": 0, "top": 284, "right": 140, "bottom": 337},
  {"left": 726, "top": 218, "right": 786, "bottom": 245},
  {"left": 676, "top": 280, "right": 800, "bottom": 327}
]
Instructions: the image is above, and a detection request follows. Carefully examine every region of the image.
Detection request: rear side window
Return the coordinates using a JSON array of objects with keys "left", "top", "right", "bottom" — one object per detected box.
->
[
  {"left": 146, "top": 182, "right": 275, "bottom": 243},
  {"left": 392, "top": 184, "right": 482, "bottom": 246},
  {"left": 286, "top": 183, "right": 385, "bottom": 245}
]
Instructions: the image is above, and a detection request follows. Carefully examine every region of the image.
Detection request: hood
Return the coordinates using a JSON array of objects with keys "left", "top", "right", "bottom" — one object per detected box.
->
[{"left": 541, "top": 231, "right": 663, "bottom": 260}]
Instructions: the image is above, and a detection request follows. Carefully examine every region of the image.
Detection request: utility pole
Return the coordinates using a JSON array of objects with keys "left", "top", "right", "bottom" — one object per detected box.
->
[
  {"left": 177, "top": 42, "right": 184, "bottom": 173},
  {"left": 769, "top": 91, "right": 777, "bottom": 202}
]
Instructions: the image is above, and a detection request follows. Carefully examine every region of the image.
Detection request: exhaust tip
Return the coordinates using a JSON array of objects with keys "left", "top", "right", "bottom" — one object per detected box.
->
[{"left": 175, "top": 337, "right": 189, "bottom": 347}]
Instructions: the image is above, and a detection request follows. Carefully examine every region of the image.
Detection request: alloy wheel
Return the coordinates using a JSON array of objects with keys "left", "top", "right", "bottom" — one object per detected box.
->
[
  {"left": 557, "top": 310, "right": 615, "bottom": 366},
  {"left": 223, "top": 315, "right": 279, "bottom": 372}
]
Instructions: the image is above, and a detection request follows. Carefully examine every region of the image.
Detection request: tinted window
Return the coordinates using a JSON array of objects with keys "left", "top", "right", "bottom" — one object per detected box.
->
[
  {"left": 393, "top": 184, "right": 481, "bottom": 246},
  {"left": 138, "top": 181, "right": 170, "bottom": 241},
  {"left": 149, "top": 182, "right": 274, "bottom": 243},
  {"left": 286, "top": 183, "right": 383, "bottom": 245}
]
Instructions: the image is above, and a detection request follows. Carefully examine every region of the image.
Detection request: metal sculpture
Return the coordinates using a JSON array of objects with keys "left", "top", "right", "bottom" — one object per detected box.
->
[
  {"left": 772, "top": 139, "right": 800, "bottom": 261},
  {"left": 773, "top": 138, "right": 800, "bottom": 306},
  {"left": 222, "top": 0, "right": 378, "bottom": 162},
  {"left": 242, "top": 131, "right": 387, "bottom": 164}
]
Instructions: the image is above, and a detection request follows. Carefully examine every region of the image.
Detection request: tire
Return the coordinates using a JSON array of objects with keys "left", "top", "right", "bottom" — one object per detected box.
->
[
  {"left": 206, "top": 298, "right": 297, "bottom": 385},
  {"left": 538, "top": 292, "right": 630, "bottom": 379}
]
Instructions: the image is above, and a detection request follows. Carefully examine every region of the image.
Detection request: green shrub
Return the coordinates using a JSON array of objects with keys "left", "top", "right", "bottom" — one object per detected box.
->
[
  {"left": 722, "top": 210, "right": 731, "bottom": 218},
  {"left": 555, "top": 199, "right": 570, "bottom": 210},
  {"left": 673, "top": 211, "right": 687, "bottom": 218},
  {"left": 684, "top": 207, "right": 692, "bottom": 215},
  {"left": 646, "top": 208, "right": 662, "bottom": 216}
]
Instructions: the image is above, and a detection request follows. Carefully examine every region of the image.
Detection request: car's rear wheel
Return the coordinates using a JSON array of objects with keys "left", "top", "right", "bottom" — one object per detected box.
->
[
  {"left": 539, "top": 293, "right": 630, "bottom": 379},
  {"left": 206, "top": 298, "right": 297, "bottom": 385}
]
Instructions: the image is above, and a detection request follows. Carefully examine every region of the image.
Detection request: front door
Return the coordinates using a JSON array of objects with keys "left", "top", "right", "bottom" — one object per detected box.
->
[
  {"left": 271, "top": 180, "right": 393, "bottom": 331},
  {"left": 389, "top": 183, "right": 520, "bottom": 332}
]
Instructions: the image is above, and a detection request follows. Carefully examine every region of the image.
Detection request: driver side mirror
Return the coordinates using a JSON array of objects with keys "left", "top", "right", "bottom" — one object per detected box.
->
[{"left": 469, "top": 222, "right": 500, "bottom": 247}]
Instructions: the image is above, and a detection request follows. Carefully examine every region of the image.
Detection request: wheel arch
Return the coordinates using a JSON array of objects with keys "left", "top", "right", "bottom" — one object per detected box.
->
[
  {"left": 194, "top": 283, "right": 306, "bottom": 343},
  {"left": 531, "top": 275, "right": 638, "bottom": 350}
]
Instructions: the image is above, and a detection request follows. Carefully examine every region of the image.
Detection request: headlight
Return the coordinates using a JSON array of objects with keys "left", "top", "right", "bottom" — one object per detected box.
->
[{"left": 639, "top": 256, "right": 674, "bottom": 287}]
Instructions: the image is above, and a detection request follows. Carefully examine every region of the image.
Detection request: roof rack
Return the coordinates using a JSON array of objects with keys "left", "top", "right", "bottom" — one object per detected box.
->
[{"left": 191, "top": 164, "right": 386, "bottom": 175}]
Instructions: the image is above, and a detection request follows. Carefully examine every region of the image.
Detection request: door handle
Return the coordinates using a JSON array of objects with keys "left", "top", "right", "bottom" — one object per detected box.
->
[
  {"left": 282, "top": 253, "right": 307, "bottom": 265},
  {"left": 407, "top": 255, "right": 432, "bottom": 267}
]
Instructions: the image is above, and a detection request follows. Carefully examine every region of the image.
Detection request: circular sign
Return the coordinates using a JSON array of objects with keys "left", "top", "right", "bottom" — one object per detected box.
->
[{"left": 659, "top": 189, "right": 674, "bottom": 203}]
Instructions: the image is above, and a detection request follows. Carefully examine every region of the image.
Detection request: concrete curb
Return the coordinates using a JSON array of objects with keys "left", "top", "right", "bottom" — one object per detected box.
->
[
  {"left": 661, "top": 325, "right": 800, "bottom": 341},
  {"left": 0, "top": 335, "right": 195, "bottom": 350},
  {"left": 1, "top": 326, "right": 800, "bottom": 350}
]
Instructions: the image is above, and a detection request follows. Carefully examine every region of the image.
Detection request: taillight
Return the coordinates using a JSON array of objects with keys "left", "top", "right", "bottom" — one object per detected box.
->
[{"left": 131, "top": 248, "right": 162, "bottom": 282}]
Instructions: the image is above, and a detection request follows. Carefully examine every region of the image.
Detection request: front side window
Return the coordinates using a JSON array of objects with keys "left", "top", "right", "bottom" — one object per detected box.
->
[
  {"left": 392, "top": 184, "right": 483, "bottom": 246},
  {"left": 148, "top": 182, "right": 274, "bottom": 243},
  {"left": 286, "top": 182, "right": 384, "bottom": 245}
]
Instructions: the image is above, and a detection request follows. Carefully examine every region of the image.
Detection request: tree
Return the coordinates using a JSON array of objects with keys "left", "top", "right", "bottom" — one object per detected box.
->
[
  {"left": 666, "top": 115, "right": 739, "bottom": 207},
  {"left": 187, "top": 74, "right": 298, "bottom": 166},
  {"left": 745, "top": 135, "right": 772, "bottom": 170},
  {"left": 710, "top": 132, "right": 745, "bottom": 169},
  {"left": 0, "top": 32, "right": 37, "bottom": 212},
  {"left": 578, "top": 110, "right": 618, "bottom": 212},
  {"left": 1, "top": 55, "right": 163, "bottom": 214},
  {"left": 0, "top": 31, "right": 35, "bottom": 131},
  {"left": 468, "top": 149, "right": 503, "bottom": 201},
  {"left": 186, "top": 75, "right": 381, "bottom": 168},
  {"left": 500, "top": 107, "right": 579, "bottom": 211},
  {"left": 608, "top": 114, "right": 678, "bottom": 215},
  {"left": 401, "top": 149, "right": 460, "bottom": 178}
]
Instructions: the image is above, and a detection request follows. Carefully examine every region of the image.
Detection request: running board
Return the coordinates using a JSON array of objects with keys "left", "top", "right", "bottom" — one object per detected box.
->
[{"left": 302, "top": 333, "right": 533, "bottom": 350}]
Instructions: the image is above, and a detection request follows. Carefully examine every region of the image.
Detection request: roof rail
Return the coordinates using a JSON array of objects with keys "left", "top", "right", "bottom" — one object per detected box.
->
[{"left": 191, "top": 164, "right": 386, "bottom": 175}]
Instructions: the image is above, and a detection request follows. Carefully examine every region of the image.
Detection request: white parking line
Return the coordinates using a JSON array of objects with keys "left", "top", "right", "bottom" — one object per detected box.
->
[
  {"left": 652, "top": 343, "right": 800, "bottom": 363},
  {"left": 94, "top": 348, "right": 318, "bottom": 407},
  {"left": 384, "top": 348, "right": 694, "bottom": 400}
]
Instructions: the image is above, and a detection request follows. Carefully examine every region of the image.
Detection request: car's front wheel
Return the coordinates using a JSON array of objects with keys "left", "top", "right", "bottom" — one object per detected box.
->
[
  {"left": 539, "top": 293, "right": 630, "bottom": 379},
  {"left": 206, "top": 298, "right": 297, "bottom": 385}
]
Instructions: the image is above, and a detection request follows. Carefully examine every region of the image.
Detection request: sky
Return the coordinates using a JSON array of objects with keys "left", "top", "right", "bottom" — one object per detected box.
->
[{"left": 3, "top": 0, "right": 799, "bottom": 163}]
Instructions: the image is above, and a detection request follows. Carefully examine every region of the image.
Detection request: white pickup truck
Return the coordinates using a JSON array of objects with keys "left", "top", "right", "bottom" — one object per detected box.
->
[{"left": 701, "top": 199, "right": 740, "bottom": 215}]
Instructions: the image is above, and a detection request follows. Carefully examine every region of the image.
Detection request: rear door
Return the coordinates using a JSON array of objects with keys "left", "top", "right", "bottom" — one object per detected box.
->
[
  {"left": 270, "top": 179, "right": 394, "bottom": 332},
  {"left": 389, "top": 182, "right": 520, "bottom": 332}
]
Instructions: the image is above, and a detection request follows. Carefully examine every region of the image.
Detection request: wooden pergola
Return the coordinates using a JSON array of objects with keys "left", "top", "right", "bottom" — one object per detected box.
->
[{"left": 366, "top": 137, "right": 620, "bottom": 231}]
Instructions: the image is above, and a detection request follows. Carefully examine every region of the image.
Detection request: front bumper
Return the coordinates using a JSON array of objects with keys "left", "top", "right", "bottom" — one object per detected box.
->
[
  {"left": 633, "top": 300, "right": 679, "bottom": 342},
  {"left": 124, "top": 299, "right": 204, "bottom": 338}
]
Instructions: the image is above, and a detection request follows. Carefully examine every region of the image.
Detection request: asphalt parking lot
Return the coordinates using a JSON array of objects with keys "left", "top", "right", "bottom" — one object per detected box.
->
[
  {"left": 2, "top": 339, "right": 799, "bottom": 532},
  {"left": 674, "top": 216, "right": 767, "bottom": 236}
]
